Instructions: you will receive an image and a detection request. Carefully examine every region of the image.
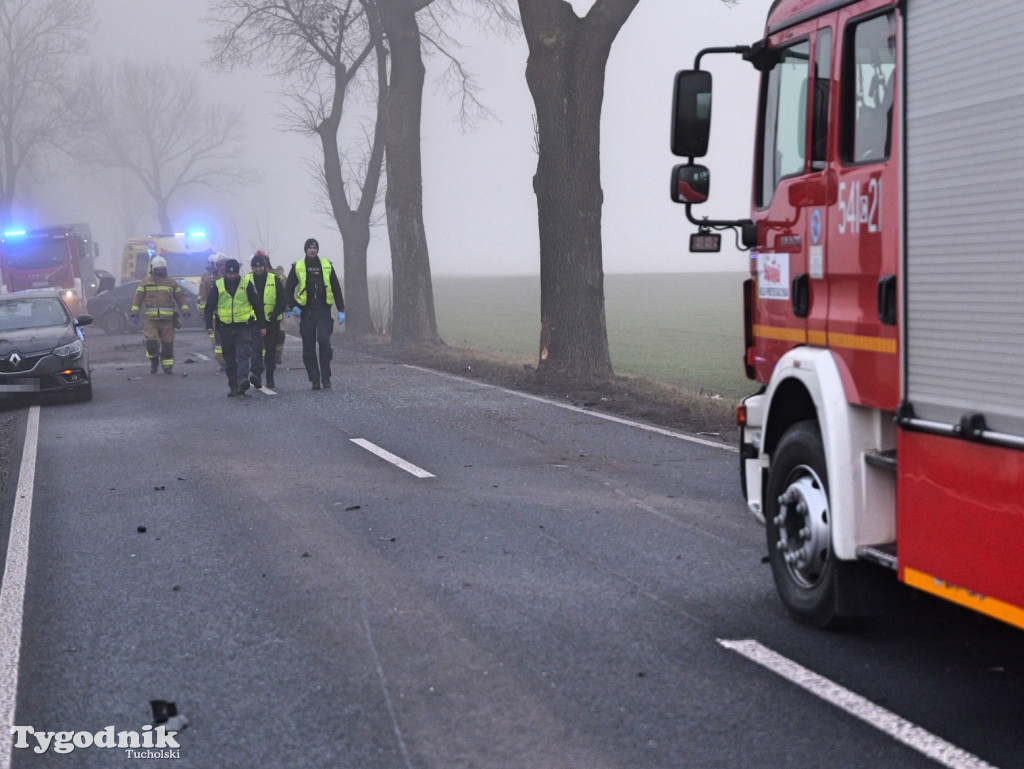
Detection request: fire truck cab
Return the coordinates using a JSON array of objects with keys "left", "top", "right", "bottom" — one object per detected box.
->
[
  {"left": 0, "top": 224, "right": 105, "bottom": 316},
  {"left": 671, "top": 0, "right": 1024, "bottom": 629}
]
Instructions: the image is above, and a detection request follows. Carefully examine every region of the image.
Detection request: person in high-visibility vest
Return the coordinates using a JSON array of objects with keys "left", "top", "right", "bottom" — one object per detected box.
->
[
  {"left": 242, "top": 251, "right": 286, "bottom": 390},
  {"left": 130, "top": 256, "right": 190, "bottom": 374},
  {"left": 284, "top": 238, "right": 345, "bottom": 390},
  {"left": 203, "top": 258, "right": 266, "bottom": 397}
]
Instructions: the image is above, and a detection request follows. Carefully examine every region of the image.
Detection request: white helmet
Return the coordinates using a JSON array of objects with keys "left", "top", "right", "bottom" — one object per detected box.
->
[
  {"left": 207, "top": 253, "right": 218, "bottom": 266},
  {"left": 214, "top": 252, "right": 228, "bottom": 264},
  {"left": 151, "top": 256, "right": 168, "bottom": 270}
]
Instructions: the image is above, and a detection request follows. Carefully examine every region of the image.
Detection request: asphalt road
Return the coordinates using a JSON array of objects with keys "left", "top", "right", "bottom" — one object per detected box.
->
[{"left": 0, "top": 329, "right": 1022, "bottom": 768}]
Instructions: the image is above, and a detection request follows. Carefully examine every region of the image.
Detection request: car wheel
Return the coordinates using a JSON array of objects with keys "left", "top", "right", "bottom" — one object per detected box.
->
[
  {"left": 101, "top": 311, "right": 127, "bottom": 335},
  {"left": 764, "top": 420, "right": 843, "bottom": 627}
]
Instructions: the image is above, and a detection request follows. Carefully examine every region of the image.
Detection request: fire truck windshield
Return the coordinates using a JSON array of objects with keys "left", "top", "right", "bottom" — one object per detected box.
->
[{"left": 3, "top": 238, "right": 69, "bottom": 269}]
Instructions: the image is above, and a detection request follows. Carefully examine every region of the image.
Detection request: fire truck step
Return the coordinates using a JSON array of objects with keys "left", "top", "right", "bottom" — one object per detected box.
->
[
  {"left": 864, "top": 449, "right": 897, "bottom": 471},
  {"left": 856, "top": 543, "right": 898, "bottom": 570}
]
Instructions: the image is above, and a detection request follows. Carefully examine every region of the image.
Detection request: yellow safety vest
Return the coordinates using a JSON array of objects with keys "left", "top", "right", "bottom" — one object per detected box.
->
[
  {"left": 294, "top": 257, "right": 333, "bottom": 306},
  {"left": 243, "top": 272, "right": 279, "bottom": 320},
  {"left": 215, "top": 278, "right": 255, "bottom": 324}
]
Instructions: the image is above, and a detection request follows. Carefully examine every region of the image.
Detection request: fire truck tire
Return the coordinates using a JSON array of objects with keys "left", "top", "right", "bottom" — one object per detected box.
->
[{"left": 764, "top": 420, "right": 845, "bottom": 627}]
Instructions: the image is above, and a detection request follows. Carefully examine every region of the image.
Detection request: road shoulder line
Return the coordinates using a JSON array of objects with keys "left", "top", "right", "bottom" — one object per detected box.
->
[
  {"left": 0, "top": 405, "right": 40, "bottom": 769},
  {"left": 403, "top": 364, "right": 738, "bottom": 453}
]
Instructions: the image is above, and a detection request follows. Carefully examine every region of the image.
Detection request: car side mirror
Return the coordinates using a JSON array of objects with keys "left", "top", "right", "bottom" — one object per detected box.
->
[{"left": 77, "top": 314, "right": 94, "bottom": 327}]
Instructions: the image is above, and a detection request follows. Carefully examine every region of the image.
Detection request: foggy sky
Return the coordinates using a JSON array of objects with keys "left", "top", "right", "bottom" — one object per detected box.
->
[{"left": 23, "top": 0, "right": 773, "bottom": 276}]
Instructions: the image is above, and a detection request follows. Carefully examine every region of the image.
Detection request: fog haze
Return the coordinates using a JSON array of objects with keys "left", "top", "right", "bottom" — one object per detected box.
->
[{"left": 18, "top": 0, "right": 773, "bottom": 276}]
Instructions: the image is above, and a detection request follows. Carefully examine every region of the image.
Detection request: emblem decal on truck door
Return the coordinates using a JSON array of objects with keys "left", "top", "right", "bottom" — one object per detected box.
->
[{"left": 758, "top": 253, "right": 790, "bottom": 300}]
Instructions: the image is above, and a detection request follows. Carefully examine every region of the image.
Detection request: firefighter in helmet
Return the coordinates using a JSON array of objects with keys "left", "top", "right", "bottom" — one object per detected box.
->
[{"left": 130, "top": 255, "right": 190, "bottom": 374}]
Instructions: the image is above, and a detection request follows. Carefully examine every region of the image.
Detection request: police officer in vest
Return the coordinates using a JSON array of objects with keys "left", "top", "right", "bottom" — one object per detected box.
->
[
  {"left": 243, "top": 251, "right": 285, "bottom": 390},
  {"left": 204, "top": 258, "right": 266, "bottom": 397},
  {"left": 284, "top": 238, "right": 345, "bottom": 390}
]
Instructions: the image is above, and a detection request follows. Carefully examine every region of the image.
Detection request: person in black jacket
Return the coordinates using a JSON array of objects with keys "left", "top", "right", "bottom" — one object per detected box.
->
[
  {"left": 244, "top": 251, "right": 286, "bottom": 390},
  {"left": 284, "top": 238, "right": 345, "bottom": 390},
  {"left": 204, "top": 259, "right": 266, "bottom": 397}
]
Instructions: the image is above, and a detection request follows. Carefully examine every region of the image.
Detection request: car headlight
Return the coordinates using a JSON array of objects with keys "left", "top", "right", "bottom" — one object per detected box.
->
[{"left": 54, "top": 339, "right": 83, "bottom": 358}]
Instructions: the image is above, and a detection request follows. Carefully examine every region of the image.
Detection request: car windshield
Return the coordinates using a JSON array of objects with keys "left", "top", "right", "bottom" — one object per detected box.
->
[{"left": 0, "top": 297, "right": 69, "bottom": 330}]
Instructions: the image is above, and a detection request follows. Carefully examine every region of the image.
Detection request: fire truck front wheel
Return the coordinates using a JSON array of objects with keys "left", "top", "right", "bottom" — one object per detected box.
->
[{"left": 765, "top": 420, "right": 843, "bottom": 628}]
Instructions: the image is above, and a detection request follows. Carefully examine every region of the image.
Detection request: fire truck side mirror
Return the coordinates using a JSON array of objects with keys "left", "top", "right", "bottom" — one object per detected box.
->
[
  {"left": 671, "top": 70, "right": 712, "bottom": 158},
  {"left": 670, "top": 164, "right": 710, "bottom": 204}
]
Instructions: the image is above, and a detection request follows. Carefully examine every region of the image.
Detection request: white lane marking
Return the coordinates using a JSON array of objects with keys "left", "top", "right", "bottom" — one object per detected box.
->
[
  {"left": 403, "top": 364, "right": 737, "bottom": 453},
  {"left": 193, "top": 352, "right": 212, "bottom": 361},
  {"left": 718, "top": 639, "right": 999, "bottom": 769},
  {"left": 351, "top": 439, "right": 435, "bottom": 478},
  {"left": 0, "top": 406, "right": 40, "bottom": 769},
  {"left": 362, "top": 612, "right": 413, "bottom": 769}
]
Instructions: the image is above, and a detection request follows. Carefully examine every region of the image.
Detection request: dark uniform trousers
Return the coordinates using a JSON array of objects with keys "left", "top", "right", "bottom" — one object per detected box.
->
[
  {"left": 220, "top": 321, "right": 254, "bottom": 392},
  {"left": 251, "top": 319, "right": 281, "bottom": 383},
  {"left": 299, "top": 308, "right": 334, "bottom": 385}
]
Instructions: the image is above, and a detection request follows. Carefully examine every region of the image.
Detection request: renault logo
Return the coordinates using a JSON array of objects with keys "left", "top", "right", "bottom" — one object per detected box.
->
[{"left": 9, "top": 352, "right": 21, "bottom": 366}]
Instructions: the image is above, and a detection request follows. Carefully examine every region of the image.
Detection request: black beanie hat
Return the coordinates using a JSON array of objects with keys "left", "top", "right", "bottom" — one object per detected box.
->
[
  {"left": 224, "top": 258, "right": 240, "bottom": 274},
  {"left": 304, "top": 238, "right": 319, "bottom": 251},
  {"left": 251, "top": 253, "right": 268, "bottom": 269}
]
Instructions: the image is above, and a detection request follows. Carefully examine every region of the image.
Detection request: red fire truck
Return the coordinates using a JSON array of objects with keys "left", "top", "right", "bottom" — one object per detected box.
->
[
  {"left": 671, "top": 0, "right": 1024, "bottom": 629},
  {"left": 0, "top": 224, "right": 104, "bottom": 316}
]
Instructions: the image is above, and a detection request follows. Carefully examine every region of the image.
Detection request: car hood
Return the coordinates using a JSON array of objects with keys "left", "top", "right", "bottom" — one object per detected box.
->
[{"left": 0, "top": 326, "right": 78, "bottom": 355}]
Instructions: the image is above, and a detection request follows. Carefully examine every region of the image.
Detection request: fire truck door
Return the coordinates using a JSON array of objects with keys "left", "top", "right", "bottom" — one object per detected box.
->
[
  {"left": 826, "top": 9, "right": 899, "bottom": 409},
  {"left": 750, "top": 25, "right": 827, "bottom": 378}
]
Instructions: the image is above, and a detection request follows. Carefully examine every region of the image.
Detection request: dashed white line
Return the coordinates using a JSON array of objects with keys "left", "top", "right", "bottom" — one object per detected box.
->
[
  {"left": 350, "top": 439, "right": 435, "bottom": 478},
  {"left": 718, "top": 639, "right": 999, "bottom": 769},
  {"left": 0, "top": 406, "right": 40, "bottom": 769}
]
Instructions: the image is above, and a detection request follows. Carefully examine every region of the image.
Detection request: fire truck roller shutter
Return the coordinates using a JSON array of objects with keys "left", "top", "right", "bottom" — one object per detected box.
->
[{"left": 904, "top": 0, "right": 1024, "bottom": 439}]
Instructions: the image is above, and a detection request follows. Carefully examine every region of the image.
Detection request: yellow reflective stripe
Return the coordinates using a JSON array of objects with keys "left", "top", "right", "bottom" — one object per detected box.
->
[
  {"left": 753, "top": 324, "right": 806, "bottom": 343},
  {"left": 143, "top": 308, "right": 176, "bottom": 316},
  {"left": 753, "top": 325, "right": 896, "bottom": 354},
  {"left": 904, "top": 567, "right": 1024, "bottom": 631},
  {"left": 828, "top": 332, "right": 897, "bottom": 354}
]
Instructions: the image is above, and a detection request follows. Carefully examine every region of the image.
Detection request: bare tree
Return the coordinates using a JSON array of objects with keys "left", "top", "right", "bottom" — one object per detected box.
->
[
  {"left": 517, "top": 0, "right": 641, "bottom": 380},
  {"left": 377, "top": 0, "right": 441, "bottom": 345},
  {"left": 80, "top": 62, "right": 256, "bottom": 234},
  {"left": 376, "top": 0, "right": 516, "bottom": 346},
  {"left": 0, "top": 0, "right": 92, "bottom": 228},
  {"left": 210, "top": 0, "right": 515, "bottom": 343},
  {"left": 209, "top": 0, "right": 386, "bottom": 336}
]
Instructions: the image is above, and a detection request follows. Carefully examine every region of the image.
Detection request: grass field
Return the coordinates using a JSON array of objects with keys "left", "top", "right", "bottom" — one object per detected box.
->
[{"left": 373, "top": 272, "right": 757, "bottom": 400}]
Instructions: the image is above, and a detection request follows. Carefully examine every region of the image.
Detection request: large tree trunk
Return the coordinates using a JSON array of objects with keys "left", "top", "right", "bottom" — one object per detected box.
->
[
  {"left": 157, "top": 199, "right": 173, "bottom": 234},
  {"left": 0, "top": 187, "right": 13, "bottom": 230},
  {"left": 519, "top": 0, "right": 639, "bottom": 380},
  {"left": 318, "top": 61, "right": 381, "bottom": 337},
  {"left": 378, "top": 0, "right": 441, "bottom": 347}
]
